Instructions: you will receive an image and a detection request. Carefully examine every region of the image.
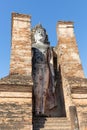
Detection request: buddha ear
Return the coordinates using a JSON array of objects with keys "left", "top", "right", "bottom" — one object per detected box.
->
[{"left": 34, "top": 32, "right": 38, "bottom": 42}]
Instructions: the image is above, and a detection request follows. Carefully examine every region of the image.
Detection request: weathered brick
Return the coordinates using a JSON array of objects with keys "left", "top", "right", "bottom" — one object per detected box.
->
[
  {"left": 10, "top": 13, "right": 32, "bottom": 76},
  {"left": 56, "top": 21, "right": 84, "bottom": 78}
]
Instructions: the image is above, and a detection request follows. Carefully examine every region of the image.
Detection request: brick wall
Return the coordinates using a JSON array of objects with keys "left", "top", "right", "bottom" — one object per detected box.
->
[
  {"left": 0, "top": 13, "right": 33, "bottom": 130},
  {"left": 10, "top": 13, "right": 32, "bottom": 75},
  {"left": 0, "top": 75, "right": 33, "bottom": 130},
  {"left": 56, "top": 21, "right": 84, "bottom": 78}
]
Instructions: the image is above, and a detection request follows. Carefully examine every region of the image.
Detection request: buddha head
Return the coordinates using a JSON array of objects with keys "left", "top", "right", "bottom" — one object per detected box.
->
[
  {"left": 34, "top": 27, "right": 46, "bottom": 43},
  {"left": 32, "top": 24, "right": 50, "bottom": 45}
]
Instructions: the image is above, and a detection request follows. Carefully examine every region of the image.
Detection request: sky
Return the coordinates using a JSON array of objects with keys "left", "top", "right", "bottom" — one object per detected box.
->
[{"left": 0, "top": 0, "right": 87, "bottom": 78}]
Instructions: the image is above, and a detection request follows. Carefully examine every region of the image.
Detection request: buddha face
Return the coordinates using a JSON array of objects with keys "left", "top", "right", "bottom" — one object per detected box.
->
[{"left": 34, "top": 28, "right": 46, "bottom": 43}]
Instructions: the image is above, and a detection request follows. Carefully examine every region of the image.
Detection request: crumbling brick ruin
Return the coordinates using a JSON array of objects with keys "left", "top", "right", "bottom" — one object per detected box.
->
[{"left": 0, "top": 13, "right": 87, "bottom": 130}]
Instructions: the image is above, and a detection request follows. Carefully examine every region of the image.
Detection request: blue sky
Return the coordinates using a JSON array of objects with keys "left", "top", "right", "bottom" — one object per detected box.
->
[{"left": 0, "top": 0, "right": 87, "bottom": 78}]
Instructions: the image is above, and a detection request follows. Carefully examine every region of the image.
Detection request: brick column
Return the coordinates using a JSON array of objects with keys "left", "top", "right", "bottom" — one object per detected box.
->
[
  {"left": 2, "top": 13, "right": 33, "bottom": 130},
  {"left": 57, "top": 21, "right": 84, "bottom": 78},
  {"left": 10, "top": 13, "right": 32, "bottom": 75}
]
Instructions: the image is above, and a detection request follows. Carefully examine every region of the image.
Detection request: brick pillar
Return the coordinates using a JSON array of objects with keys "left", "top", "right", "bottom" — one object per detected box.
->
[
  {"left": 10, "top": 13, "right": 32, "bottom": 75},
  {"left": 69, "top": 106, "right": 79, "bottom": 130},
  {"left": 57, "top": 21, "right": 84, "bottom": 78}
]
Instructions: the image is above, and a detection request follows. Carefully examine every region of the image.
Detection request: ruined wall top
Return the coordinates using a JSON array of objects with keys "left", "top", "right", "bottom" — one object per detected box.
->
[{"left": 57, "top": 21, "right": 74, "bottom": 38}]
